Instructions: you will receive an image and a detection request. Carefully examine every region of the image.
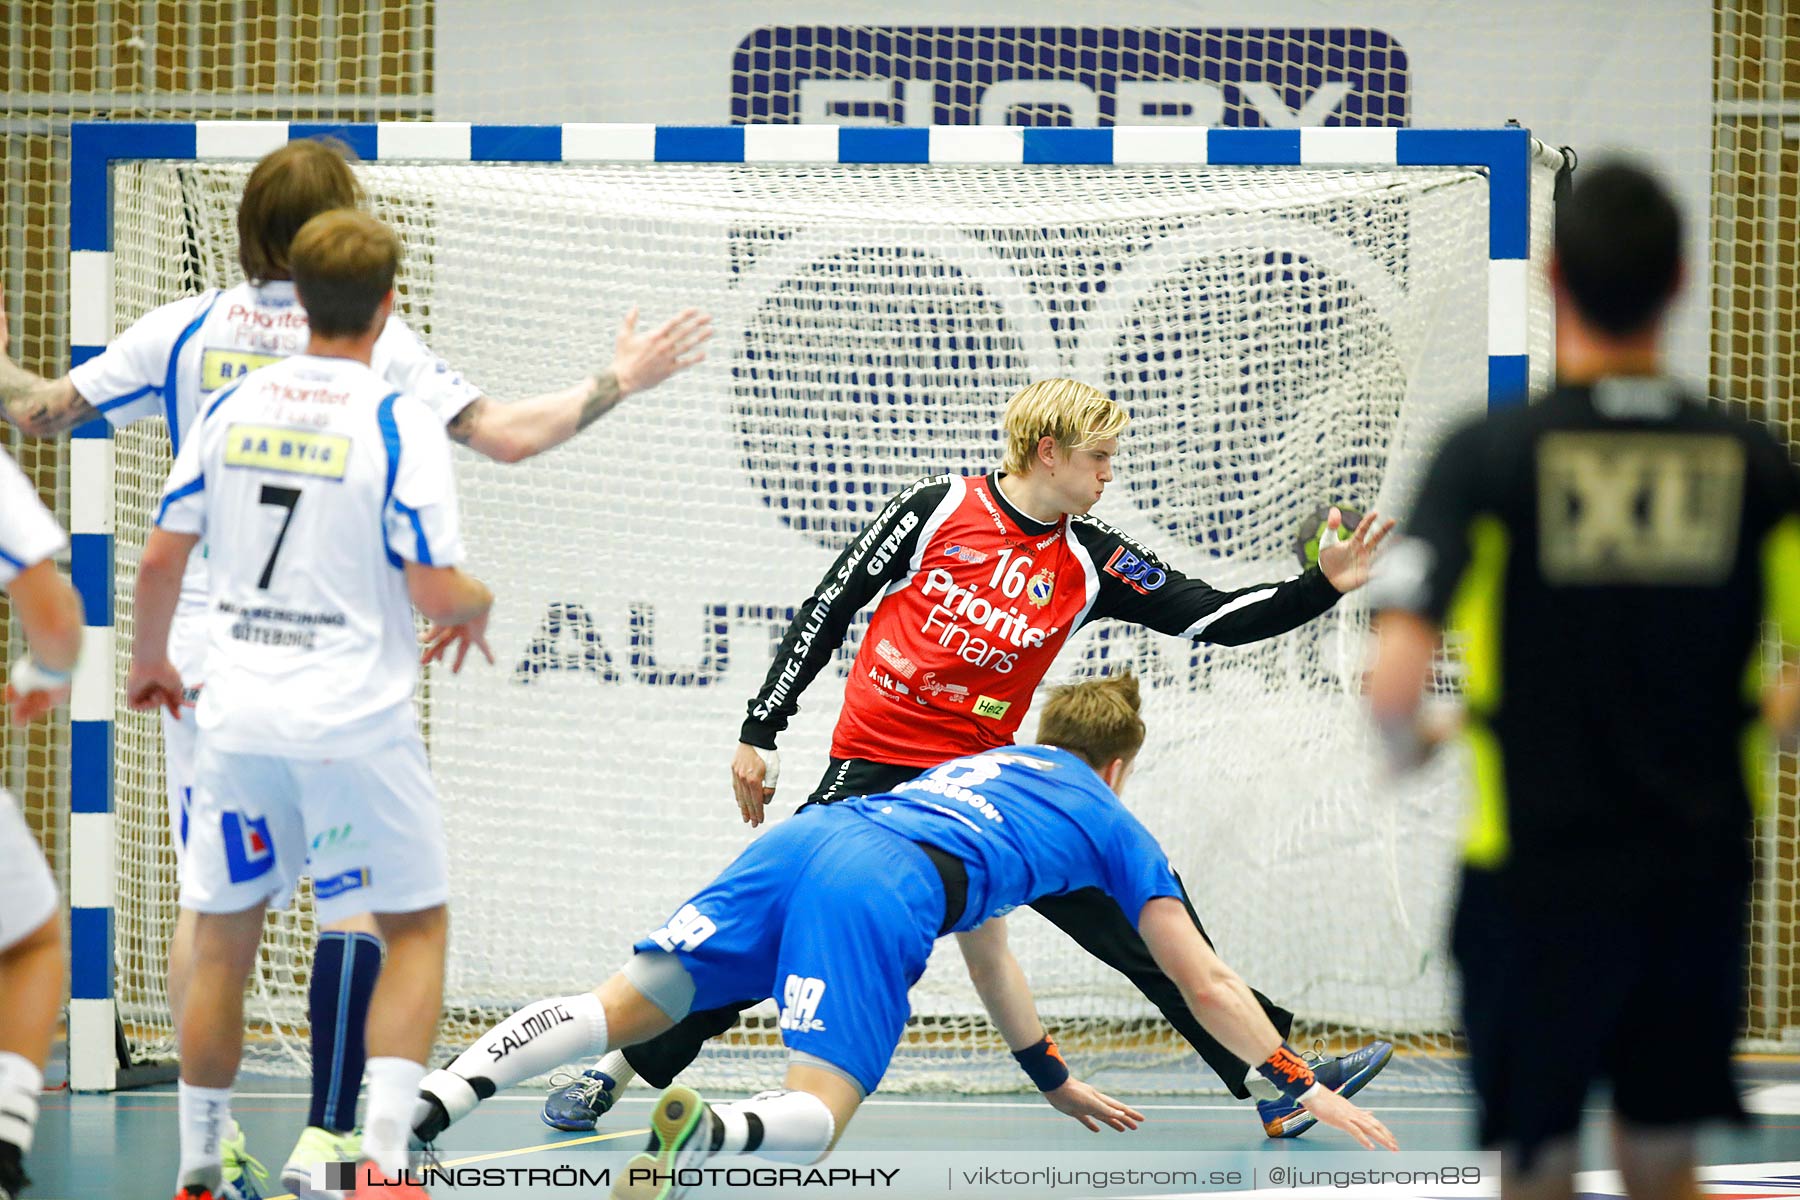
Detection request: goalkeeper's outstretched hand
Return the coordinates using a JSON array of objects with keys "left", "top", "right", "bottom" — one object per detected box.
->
[
  {"left": 421, "top": 612, "right": 495, "bottom": 674},
  {"left": 1318, "top": 507, "right": 1398, "bottom": 593}
]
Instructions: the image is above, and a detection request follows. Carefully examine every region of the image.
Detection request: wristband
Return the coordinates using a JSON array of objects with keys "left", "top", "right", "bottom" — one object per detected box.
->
[
  {"left": 1254, "top": 1043, "right": 1317, "bottom": 1101},
  {"left": 8, "top": 653, "right": 72, "bottom": 696},
  {"left": 1012, "top": 1035, "right": 1070, "bottom": 1092}
]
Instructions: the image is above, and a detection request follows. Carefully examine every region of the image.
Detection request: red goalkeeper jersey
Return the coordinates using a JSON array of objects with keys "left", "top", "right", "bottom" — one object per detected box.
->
[{"left": 742, "top": 473, "right": 1343, "bottom": 768}]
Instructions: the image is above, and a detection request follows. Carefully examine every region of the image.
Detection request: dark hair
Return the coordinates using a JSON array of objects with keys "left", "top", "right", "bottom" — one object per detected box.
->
[
  {"left": 1035, "top": 673, "right": 1145, "bottom": 770},
  {"left": 289, "top": 210, "right": 401, "bottom": 338},
  {"left": 237, "top": 138, "right": 364, "bottom": 284},
  {"left": 1554, "top": 161, "right": 1683, "bottom": 337}
]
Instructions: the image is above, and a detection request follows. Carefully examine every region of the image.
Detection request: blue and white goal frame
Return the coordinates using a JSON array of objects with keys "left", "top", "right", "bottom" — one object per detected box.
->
[{"left": 64, "top": 120, "right": 1542, "bottom": 1090}]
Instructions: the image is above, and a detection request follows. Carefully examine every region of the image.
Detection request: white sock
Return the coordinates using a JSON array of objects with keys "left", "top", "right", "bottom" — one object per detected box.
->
[
  {"left": 0, "top": 1052, "right": 42, "bottom": 1155},
  {"left": 363, "top": 1057, "right": 425, "bottom": 1178},
  {"left": 177, "top": 1082, "right": 233, "bottom": 1189},
  {"left": 446, "top": 992, "right": 609, "bottom": 1098},
  {"left": 711, "top": 1089, "right": 834, "bottom": 1164},
  {"left": 595, "top": 1050, "right": 636, "bottom": 1087}
]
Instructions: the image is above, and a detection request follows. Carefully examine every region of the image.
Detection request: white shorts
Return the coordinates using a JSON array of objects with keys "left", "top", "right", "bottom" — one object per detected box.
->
[
  {"left": 179, "top": 734, "right": 449, "bottom": 926},
  {"left": 161, "top": 614, "right": 207, "bottom": 871},
  {"left": 0, "top": 789, "right": 58, "bottom": 952},
  {"left": 162, "top": 695, "right": 199, "bottom": 872}
]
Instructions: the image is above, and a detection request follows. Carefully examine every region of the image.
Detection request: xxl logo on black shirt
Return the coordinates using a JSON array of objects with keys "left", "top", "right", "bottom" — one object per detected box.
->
[{"left": 1537, "top": 433, "right": 1745, "bottom": 585}]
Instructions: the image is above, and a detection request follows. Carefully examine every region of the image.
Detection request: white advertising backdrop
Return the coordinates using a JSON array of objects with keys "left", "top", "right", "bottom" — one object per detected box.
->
[{"left": 435, "top": 0, "right": 1712, "bottom": 377}]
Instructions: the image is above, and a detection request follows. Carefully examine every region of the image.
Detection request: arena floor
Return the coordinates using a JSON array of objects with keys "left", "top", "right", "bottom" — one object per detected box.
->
[{"left": 31, "top": 1056, "right": 1800, "bottom": 1198}]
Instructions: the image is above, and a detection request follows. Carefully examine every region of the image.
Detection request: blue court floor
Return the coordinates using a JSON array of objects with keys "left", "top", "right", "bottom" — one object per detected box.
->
[{"left": 28, "top": 1057, "right": 1800, "bottom": 1198}]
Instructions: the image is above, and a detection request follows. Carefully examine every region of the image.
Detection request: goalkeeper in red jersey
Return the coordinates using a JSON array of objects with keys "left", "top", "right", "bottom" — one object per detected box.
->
[{"left": 546, "top": 377, "right": 1399, "bottom": 1139}]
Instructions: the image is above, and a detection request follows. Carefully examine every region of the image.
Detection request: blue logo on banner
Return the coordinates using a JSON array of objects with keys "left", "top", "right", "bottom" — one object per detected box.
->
[
  {"left": 221, "top": 811, "right": 276, "bottom": 883},
  {"left": 732, "top": 27, "right": 1408, "bottom": 127},
  {"left": 313, "top": 868, "right": 371, "bottom": 900}
]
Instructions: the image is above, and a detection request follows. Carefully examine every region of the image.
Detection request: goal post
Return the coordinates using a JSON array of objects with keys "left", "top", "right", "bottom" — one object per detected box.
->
[{"left": 66, "top": 120, "right": 1559, "bottom": 1092}]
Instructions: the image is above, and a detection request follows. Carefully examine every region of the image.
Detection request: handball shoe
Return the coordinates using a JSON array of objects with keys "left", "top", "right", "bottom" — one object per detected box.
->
[{"left": 1257, "top": 1040, "right": 1394, "bottom": 1138}]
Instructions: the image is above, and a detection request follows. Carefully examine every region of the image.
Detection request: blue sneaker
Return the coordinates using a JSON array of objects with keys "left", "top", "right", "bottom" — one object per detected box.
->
[
  {"left": 1256, "top": 1040, "right": 1393, "bottom": 1138},
  {"left": 542, "top": 1069, "right": 620, "bottom": 1132}
]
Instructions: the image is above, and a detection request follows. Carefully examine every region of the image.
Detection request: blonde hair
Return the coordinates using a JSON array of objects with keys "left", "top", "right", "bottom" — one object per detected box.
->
[
  {"left": 237, "top": 138, "right": 364, "bottom": 284},
  {"left": 1001, "top": 378, "right": 1127, "bottom": 475},
  {"left": 289, "top": 209, "right": 402, "bottom": 338},
  {"left": 1035, "top": 673, "right": 1146, "bottom": 771}
]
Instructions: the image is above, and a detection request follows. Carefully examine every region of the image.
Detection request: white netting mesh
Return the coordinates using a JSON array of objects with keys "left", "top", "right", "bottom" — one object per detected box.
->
[{"left": 108, "top": 155, "right": 1551, "bottom": 1091}]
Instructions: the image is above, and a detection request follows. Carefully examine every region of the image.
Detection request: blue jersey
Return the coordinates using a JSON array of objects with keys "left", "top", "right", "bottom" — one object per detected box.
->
[
  {"left": 843, "top": 744, "right": 1183, "bottom": 932},
  {"left": 632, "top": 743, "right": 1184, "bottom": 1094}
]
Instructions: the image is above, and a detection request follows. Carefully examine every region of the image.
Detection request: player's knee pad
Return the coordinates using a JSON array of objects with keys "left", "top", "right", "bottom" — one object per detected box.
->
[{"left": 620, "top": 949, "right": 697, "bottom": 1022}]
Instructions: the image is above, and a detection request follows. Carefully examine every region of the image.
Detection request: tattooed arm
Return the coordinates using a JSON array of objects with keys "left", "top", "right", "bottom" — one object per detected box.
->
[
  {"left": 0, "top": 308, "right": 98, "bottom": 436},
  {"left": 444, "top": 370, "right": 622, "bottom": 462},
  {"left": 447, "top": 306, "right": 711, "bottom": 464}
]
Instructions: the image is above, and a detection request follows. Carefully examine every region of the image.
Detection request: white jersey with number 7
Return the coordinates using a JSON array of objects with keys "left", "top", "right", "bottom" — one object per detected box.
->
[
  {"left": 70, "top": 279, "right": 481, "bottom": 631},
  {"left": 155, "top": 353, "right": 463, "bottom": 758}
]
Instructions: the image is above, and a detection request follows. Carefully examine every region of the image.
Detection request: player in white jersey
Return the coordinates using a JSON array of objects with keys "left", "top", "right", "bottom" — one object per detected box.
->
[
  {"left": 128, "top": 210, "right": 488, "bottom": 1200},
  {"left": 0, "top": 136, "right": 710, "bottom": 1191},
  {"left": 0, "top": 448, "right": 83, "bottom": 1200}
]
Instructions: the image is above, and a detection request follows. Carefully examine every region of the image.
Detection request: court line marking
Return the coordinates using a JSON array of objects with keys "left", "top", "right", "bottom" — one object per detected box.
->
[{"left": 439, "top": 1125, "right": 649, "bottom": 1166}]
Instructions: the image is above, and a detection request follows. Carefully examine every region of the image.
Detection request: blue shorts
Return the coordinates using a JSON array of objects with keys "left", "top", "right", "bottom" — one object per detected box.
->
[{"left": 631, "top": 805, "right": 945, "bottom": 1095}]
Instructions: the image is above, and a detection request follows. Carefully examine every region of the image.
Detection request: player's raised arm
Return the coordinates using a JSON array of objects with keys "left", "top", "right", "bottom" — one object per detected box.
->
[
  {"left": 956, "top": 916, "right": 1143, "bottom": 1132},
  {"left": 1076, "top": 510, "right": 1395, "bottom": 649},
  {"left": 1316, "top": 507, "right": 1399, "bottom": 593},
  {"left": 732, "top": 473, "right": 953, "bottom": 825},
  {"left": 439, "top": 305, "right": 712, "bottom": 464},
  {"left": 0, "top": 304, "right": 100, "bottom": 437}
]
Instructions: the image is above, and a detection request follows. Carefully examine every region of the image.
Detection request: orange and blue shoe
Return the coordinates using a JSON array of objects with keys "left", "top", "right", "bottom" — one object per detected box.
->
[{"left": 1257, "top": 1040, "right": 1394, "bottom": 1138}]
